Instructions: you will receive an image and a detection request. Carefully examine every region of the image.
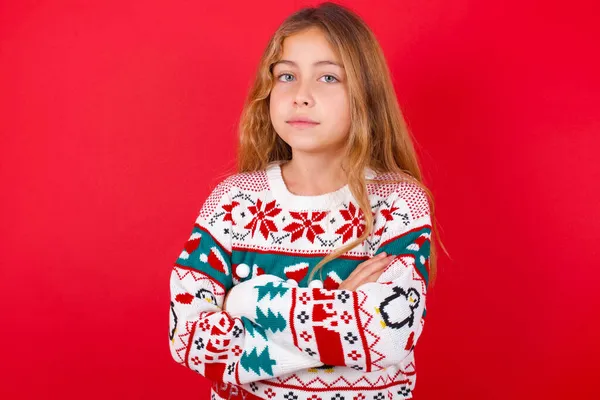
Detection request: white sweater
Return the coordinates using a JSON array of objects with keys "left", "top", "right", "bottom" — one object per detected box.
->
[{"left": 169, "top": 160, "right": 432, "bottom": 399}]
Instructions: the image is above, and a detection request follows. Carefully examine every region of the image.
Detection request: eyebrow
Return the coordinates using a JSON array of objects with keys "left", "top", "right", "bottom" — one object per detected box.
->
[{"left": 273, "top": 59, "right": 344, "bottom": 69}]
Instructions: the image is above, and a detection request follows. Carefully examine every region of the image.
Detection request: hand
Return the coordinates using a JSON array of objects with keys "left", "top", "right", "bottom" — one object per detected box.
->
[{"left": 338, "top": 252, "right": 396, "bottom": 291}]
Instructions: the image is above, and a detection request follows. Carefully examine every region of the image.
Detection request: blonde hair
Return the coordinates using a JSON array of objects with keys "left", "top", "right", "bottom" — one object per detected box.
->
[{"left": 225, "top": 1, "right": 448, "bottom": 288}]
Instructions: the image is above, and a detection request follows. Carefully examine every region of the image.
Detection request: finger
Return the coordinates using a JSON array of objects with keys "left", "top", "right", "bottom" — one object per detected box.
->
[
  {"left": 354, "top": 271, "right": 384, "bottom": 288},
  {"left": 341, "top": 254, "right": 394, "bottom": 290},
  {"left": 341, "top": 268, "right": 384, "bottom": 291},
  {"left": 363, "top": 256, "right": 396, "bottom": 285},
  {"left": 357, "top": 252, "right": 388, "bottom": 270},
  {"left": 346, "top": 255, "right": 394, "bottom": 287},
  {"left": 345, "top": 252, "right": 388, "bottom": 280},
  {"left": 359, "top": 259, "right": 395, "bottom": 285},
  {"left": 379, "top": 255, "right": 396, "bottom": 268},
  {"left": 370, "top": 255, "right": 395, "bottom": 271}
]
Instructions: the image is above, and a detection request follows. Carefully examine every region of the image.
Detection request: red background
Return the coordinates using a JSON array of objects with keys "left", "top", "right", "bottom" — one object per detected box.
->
[{"left": 1, "top": 0, "right": 598, "bottom": 398}]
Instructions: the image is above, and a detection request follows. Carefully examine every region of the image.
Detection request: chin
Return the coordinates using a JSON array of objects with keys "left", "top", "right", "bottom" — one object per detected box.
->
[{"left": 284, "top": 137, "right": 344, "bottom": 155}]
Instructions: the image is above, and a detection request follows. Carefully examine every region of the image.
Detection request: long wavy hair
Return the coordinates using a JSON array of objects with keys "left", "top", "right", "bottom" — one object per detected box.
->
[{"left": 223, "top": 1, "right": 448, "bottom": 288}]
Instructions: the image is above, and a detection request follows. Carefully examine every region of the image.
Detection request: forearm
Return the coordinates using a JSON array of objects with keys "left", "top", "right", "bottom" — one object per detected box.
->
[
  {"left": 226, "top": 224, "right": 432, "bottom": 371},
  {"left": 170, "top": 265, "right": 323, "bottom": 384}
]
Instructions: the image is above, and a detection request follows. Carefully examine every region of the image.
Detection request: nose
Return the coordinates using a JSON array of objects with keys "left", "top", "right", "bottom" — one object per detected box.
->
[{"left": 293, "top": 81, "right": 314, "bottom": 108}]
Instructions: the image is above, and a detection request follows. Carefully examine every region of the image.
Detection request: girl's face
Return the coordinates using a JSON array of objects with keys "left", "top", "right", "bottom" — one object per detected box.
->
[{"left": 269, "top": 27, "right": 350, "bottom": 156}]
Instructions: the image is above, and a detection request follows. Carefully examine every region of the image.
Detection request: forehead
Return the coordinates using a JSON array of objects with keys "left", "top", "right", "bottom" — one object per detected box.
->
[{"left": 277, "top": 27, "right": 341, "bottom": 66}]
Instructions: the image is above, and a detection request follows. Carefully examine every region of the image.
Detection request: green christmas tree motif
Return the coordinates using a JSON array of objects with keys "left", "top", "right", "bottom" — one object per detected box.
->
[
  {"left": 255, "top": 307, "right": 287, "bottom": 333},
  {"left": 240, "top": 346, "right": 277, "bottom": 376},
  {"left": 241, "top": 316, "right": 267, "bottom": 340},
  {"left": 255, "top": 281, "right": 289, "bottom": 301}
]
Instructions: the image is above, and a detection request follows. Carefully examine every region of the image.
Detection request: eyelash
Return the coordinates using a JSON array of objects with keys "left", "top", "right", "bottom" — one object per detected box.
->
[{"left": 276, "top": 73, "right": 339, "bottom": 83}]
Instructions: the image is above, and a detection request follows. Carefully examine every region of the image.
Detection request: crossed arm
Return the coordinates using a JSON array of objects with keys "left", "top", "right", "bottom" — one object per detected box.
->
[
  {"left": 169, "top": 182, "right": 432, "bottom": 383},
  {"left": 224, "top": 221, "right": 432, "bottom": 372}
]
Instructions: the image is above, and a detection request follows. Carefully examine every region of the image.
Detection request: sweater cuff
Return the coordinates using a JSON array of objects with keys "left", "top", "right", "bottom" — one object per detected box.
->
[{"left": 226, "top": 274, "right": 284, "bottom": 319}]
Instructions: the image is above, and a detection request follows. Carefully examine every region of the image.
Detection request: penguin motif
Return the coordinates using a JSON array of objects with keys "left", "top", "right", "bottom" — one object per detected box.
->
[
  {"left": 309, "top": 364, "right": 336, "bottom": 373},
  {"left": 195, "top": 288, "right": 218, "bottom": 305},
  {"left": 379, "top": 286, "right": 421, "bottom": 329},
  {"left": 169, "top": 301, "right": 178, "bottom": 341}
]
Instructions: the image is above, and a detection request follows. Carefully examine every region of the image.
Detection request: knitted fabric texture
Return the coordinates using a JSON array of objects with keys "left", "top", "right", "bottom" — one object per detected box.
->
[{"left": 169, "top": 160, "right": 432, "bottom": 400}]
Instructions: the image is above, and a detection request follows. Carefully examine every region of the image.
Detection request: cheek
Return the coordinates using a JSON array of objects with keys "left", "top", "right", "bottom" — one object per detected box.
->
[
  {"left": 269, "top": 89, "right": 289, "bottom": 133},
  {"left": 269, "top": 87, "right": 288, "bottom": 115},
  {"left": 324, "top": 91, "right": 351, "bottom": 143},
  {"left": 317, "top": 83, "right": 347, "bottom": 107},
  {"left": 270, "top": 83, "right": 290, "bottom": 100},
  {"left": 322, "top": 90, "right": 350, "bottom": 123}
]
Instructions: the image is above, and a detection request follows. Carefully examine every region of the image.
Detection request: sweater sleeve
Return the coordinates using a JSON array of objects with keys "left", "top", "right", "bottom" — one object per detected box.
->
[
  {"left": 168, "top": 179, "right": 323, "bottom": 384},
  {"left": 225, "top": 184, "right": 432, "bottom": 372}
]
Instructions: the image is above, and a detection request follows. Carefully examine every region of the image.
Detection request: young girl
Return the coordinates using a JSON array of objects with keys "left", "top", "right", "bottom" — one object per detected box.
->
[{"left": 169, "top": 2, "right": 444, "bottom": 399}]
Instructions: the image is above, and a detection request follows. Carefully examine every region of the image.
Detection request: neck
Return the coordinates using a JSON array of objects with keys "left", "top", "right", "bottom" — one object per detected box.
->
[{"left": 281, "top": 153, "right": 348, "bottom": 196}]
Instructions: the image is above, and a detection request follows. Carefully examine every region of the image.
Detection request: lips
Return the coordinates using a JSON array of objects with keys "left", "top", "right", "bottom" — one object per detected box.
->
[
  {"left": 287, "top": 121, "right": 319, "bottom": 125},
  {"left": 287, "top": 116, "right": 318, "bottom": 124},
  {"left": 287, "top": 120, "right": 320, "bottom": 129},
  {"left": 287, "top": 116, "right": 320, "bottom": 130}
]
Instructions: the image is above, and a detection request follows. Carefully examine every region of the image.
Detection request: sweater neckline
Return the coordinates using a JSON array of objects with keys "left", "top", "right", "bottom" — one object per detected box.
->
[{"left": 266, "top": 160, "right": 376, "bottom": 210}]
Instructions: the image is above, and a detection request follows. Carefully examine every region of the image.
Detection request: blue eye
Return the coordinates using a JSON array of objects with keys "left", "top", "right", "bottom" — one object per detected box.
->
[
  {"left": 320, "top": 75, "right": 339, "bottom": 83},
  {"left": 276, "top": 73, "right": 339, "bottom": 83},
  {"left": 277, "top": 73, "right": 295, "bottom": 82}
]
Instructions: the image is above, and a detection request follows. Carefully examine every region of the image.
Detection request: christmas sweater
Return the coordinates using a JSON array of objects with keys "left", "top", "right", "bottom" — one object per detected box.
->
[{"left": 169, "top": 160, "right": 432, "bottom": 400}]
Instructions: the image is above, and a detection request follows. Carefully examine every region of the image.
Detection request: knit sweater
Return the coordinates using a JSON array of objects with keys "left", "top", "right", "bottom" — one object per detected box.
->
[{"left": 169, "top": 160, "right": 432, "bottom": 400}]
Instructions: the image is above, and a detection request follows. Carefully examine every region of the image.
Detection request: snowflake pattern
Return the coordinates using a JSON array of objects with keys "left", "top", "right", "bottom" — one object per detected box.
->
[
  {"left": 283, "top": 211, "right": 328, "bottom": 243},
  {"left": 222, "top": 200, "right": 239, "bottom": 226},
  {"left": 244, "top": 198, "right": 282, "bottom": 239},
  {"left": 335, "top": 202, "right": 366, "bottom": 243}
]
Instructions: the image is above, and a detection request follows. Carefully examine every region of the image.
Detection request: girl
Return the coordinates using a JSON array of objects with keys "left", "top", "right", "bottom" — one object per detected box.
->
[{"left": 169, "top": 2, "right": 445, "bottom": 399}]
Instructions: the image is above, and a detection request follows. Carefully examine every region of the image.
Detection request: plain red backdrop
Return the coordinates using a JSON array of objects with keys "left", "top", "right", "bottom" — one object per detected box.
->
[{"left": 1, "top": 0, "right": 599, "bottom": 398}]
